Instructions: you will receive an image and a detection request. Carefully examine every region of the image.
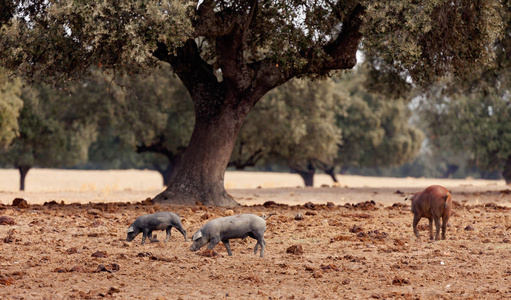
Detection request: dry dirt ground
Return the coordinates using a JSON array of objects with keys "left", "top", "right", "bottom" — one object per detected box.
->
[{"left": 1, "top": 169, "right": 511, "bottom": 299}]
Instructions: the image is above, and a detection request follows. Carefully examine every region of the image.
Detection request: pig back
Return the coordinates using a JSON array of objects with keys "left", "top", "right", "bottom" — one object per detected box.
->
[
  {"left": 415, "top": 185, "right": 451, "bottom": 218},
  {"left": 206, "top": 214, "right": 265, "bottom": 240},
  {"left": 141, "top": 212, "right": 175, "bottom": 230},
  {"left": 427, "top": 185, "right": 452, "bottom": 216}
]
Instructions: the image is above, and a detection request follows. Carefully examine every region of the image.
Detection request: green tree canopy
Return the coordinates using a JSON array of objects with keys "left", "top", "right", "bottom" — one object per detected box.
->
[
  {"left": 417, "top": 1, "right": 511, "bottom": 184},
  {"left": 232, "top": 68, "right": 423, "bottom": 185},
  {"left": 419, "top": 91, "right": 511, "bottom": 184},
  {"left": 104, "top": 64, "right": 194, "bottom": 185},
  {"left": 232, "top": 78, "right": 341, "bottom": 186},
  {"left": 334, "top": 68, "right": 424, "bottom": 170},
  {"left": 0, "top": 69, "right": 23, "bottom": 147},
  {"left": 363, "top": 0, "right": 503, "bottom": 95},
  {"left": 0, "top": 81, "right": 98, "bottom": 190}
]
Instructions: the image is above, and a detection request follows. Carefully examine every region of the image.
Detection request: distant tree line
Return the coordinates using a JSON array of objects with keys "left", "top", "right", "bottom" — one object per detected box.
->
[
  {"left": 1, "top": 59, "right": 510, "bottom": 190},
  {"left": 0, "top": 64, "right": 423, "bottom": 190}
]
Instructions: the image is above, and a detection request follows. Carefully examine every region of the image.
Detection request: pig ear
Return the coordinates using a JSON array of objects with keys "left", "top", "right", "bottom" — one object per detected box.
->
[
  {"left": 127, "top": 226, "right": 134, "bottom": 233},
  {"left": 192, "top": 231, "right": 202, "bottom": 241}
]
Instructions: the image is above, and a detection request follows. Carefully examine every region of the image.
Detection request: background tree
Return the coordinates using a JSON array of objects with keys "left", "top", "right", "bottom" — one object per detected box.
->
[
  {"left": 399, "top": 145, "right": 501, "bottom": 180},
  {"left": 232, "top": 69, "right": 423, "bottom": 186},
  {"left": 54, "top": 65, "right": 194, "bottom": 186},
  {"left": 0, "top": 82, "right": 98, "bottom": 190},
  {"left": 418, "top": 92, "right": 511, "bottom": 184},
  {"left": 231, "top": 78, "right": 341, "bottom": 187},
  {"left": 333, "top": 67, "right": 424, "bottom": 176},
  {"left": 0, "top": 69, "right": 23, "bottom": 147},
  {"left": 102, "top": 64, "right": 195, "bottom": 186},
  {"left": 417, "top": 1, "right": 511, "bottom": 184},
  {"left": 85, "top": 129, "right": 167, "bottom": 173},
  {"left": 363, "top": 0, "right": 503, "bottom": 95},
  {"left": 0, "top": 0, "right": 503, "bottom": 206}
]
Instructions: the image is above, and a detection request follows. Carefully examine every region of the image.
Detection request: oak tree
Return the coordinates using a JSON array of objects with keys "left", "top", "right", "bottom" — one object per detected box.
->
[
  {"left": 333, "top": 67, "right": 424, "bottom": 174},
  {"left": 419, "top": 91, "right": 511, "bottom": 184},
  {"left": 106, "top": 64, "right": 194, "bottom": 185},
  {"left": 0, "top": 82, "right": 98, "bottom": 190},
  {"left": 232, "top": 78, "right": 341, "bottom": 187},
  {"left": 0, "top": 0, "right": 503, "bottom": 205},
  {"left": 0, "top": 69, "right": 23, "bottom": 147},
  {"left": 417, "top": 1, "right": 511, "bottom": 184}
]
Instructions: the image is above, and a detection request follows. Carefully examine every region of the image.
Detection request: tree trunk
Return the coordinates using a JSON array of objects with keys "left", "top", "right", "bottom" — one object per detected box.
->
[
  {"left": 294, "top": 163, "right": 316, "bottom": 187},
  {"left": 152, "top": 104, "right": 246, "bottom": 207},
  {"left": 18, "top": 165, "right": 31, "bottom": 191},
  {"left": 339, "top": 166, "right": 350, "bottom": 175},
  {"left": 136, "top": 141, "right": 184, "bottom": 187},
  {"left": 503, "top": 156, "right": 511, "bottom": 185},
  {"left": 323, "top": 166, "right": 338, "bottom": 183},
  {"left": 299, "top": 171, "right": 315, "bottom": 187},
  {"left": 154, "top": 163, "right": 172, "bottom": 187},
  {"left": 442, "top": 164, "right": 459, "bottom": 178},
  {"left": 152, "top": 154, "right": 181, "bottom": 186}
]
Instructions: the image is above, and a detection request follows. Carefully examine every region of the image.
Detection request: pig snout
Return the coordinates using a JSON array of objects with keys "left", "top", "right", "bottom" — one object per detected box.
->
[
  {"left": 126, "top": 226, "right": 139, "bottom": 242},
  {"left": 190, "top": 231, "right": 207, "bottom": 251},
  {"left": 190, "top": 238, "right": 207, "bottom": 251},
  {"left": 190, "top": 243, "right": 200, "bottom": 252}
]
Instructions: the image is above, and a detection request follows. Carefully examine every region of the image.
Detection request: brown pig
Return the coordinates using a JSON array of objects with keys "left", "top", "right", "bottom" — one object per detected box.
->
[{"left": 405, "top": 185, "right": 452, "bottom": 240}]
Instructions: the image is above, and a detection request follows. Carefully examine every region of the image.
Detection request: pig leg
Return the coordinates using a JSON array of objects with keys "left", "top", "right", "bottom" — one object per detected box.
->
[
  {"left": 207, "top": 236, "right": 221, "bottom": 250},
  {"left": 252, "top": 233, "right": 266, "bottom": 257},
  {"left": 140, "top": 228, "right": 151, "bottom": 245},
  {"left": 441, "top": 215, "right": 449, "bottom": 240},
  {"left": 257, "top": 238, "right": 266, "bottom": 258},
  {"left": 141, "top": 228, "right": 150, "bottom": 245},
  {"left": 249, "top": 233, "right": 259, "bottom": 254},
  {"left": 148, "top": 230, "right": 159, "bottom": 243},
  {"left": 222, "top": 240, "right": 233, "bottom": 256},
  {"left": 428, "top": 218, "right": 434, "bottom": 240},
  {"left": 434, "top": 217, "right": 441, "bottom": 240},
  {"left": 412, "top": 214, "right": 421, "bottom": 238},
  {"left": 165, "top": 227, "right": 172, "bottom": 243},
  {"left": 174, "top": 224, "right": 187, "bottom": 241}
]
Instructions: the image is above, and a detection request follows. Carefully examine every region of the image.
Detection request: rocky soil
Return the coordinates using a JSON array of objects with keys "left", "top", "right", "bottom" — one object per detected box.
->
[{"left": 1, "top": 188, "right": 511, "bottom": 299}]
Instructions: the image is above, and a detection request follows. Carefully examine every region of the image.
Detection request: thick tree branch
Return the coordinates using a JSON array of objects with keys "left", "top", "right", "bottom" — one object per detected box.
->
[
  {"left": 136, "top": 143, "right": 174, "bottom": 160},
  {"left": 323, "top": 4, "right": 365, "bottom": 69},
  {"left": 193, "top": 1, "right": 262, "bottom": 107},
  {"left": 153, "top": 40, "right": 224, "bottom": 117},
  {"left": 242, "top": 0, "right": 258, "bottom": 48},
  {"left": 250, "top": 4, "right": 365, "bottom": 105},
  {"left": 194, "top": 0, "right": 237, "bottom": 37},
  {"left": 228, "top": 148, "right": 264, "bottom": 169},
  {"left": 214, "top": 3, "right": 260, "bottom": 102},
  {"left": 153, "top": 41, "right": 216, "bottom": 92}
]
